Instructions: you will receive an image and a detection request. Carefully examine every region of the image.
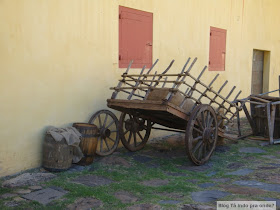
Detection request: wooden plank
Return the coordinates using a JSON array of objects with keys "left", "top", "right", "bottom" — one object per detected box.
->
[
  {"left": 237, "top": 107, "right": 241, "bottom": 137},
  {"left": 267, "top": 104, "right": 276, "bottom": 144},
  {"left": 250, "top": 96, "right": 271, "bottom": 103},
  {"left": 107, "top": 99, "right": 189, "bottom": 121},
  {"left": 243, "top": 104, "right": 257, "bottom": 134},
  {"left": 248, "top": 136, "right": 269, "bottom": 141}
]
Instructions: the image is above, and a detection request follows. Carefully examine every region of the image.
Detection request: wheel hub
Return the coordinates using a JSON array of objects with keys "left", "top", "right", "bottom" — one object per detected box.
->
[
  {"left": 125, "top": 119, "right": 142, "bottom": 132},
  {"left": 100, "top": 127, "right": 111, "bottom": 138},
  {"left": 203, "top": 128, "right": 212, "bottom": 142}
]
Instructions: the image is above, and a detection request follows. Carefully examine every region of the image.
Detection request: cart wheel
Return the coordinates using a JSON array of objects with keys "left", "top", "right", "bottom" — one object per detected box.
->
[
  {"left": 185, "top": 104, "right": 218, "bottom": 165},
  {"left": 88, "top": 109, "right": 119, "bottom": 156},
  {"left": 119, "top": 112, "right": 152, "bottom": 152}
]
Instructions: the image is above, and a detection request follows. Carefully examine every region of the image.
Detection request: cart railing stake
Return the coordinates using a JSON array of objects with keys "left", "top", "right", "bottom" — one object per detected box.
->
[
  {"left": 217, "top": 86, "right": 236, "bottom": 126},
  {"left": 127, "top": 65, "right": 146, "bottom": 100},
  {"left": 162, "top": 77, "right": 168, "bottom": 88},
  {"left": 147, "top": 59, "right": 159, "bottom": 74},
  {"left": 165, "top": 58, "right": 191, "bottom": 101},
  {"left": 183, "top": 73, "right": 219, "bottom": 109},
  {"left": 188, "top": 65, "right": 207, "bottom": 98},
  {"left": 233, "top": 90, "right": 242, "bottom": 102},
  {"left": 153, "top": 60, "right": 175, "bottom": 87},
  {"left": 144, "top": 71, "right": 158, "bottom": 99},
  {"left": 111, "top": 60, "right": 133, "bottom": 99},
  {"left": 186, "top": 57, "right": 197, "bottom": 73}
]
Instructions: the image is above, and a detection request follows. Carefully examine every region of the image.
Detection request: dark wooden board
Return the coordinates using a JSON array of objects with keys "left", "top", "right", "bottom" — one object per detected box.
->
[{"left": 107, "top": 99, "right": 189, "bottom": 130}]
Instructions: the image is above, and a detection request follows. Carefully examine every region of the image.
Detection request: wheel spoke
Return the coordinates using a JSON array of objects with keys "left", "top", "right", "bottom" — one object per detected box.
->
[
  {"left": 201, "top": 111, "right": 205, "bottom": 128},
  {"left": 133, "top": 132, "right": 137, "bottom": 147},
  {"left": 206, "top": 140, "right": 211, "bottom": 151},
  {"left": 104, "top": 138, "right": 110, "bottom": 150},
  {"left": 103, "top": 114, "right": 108, "bottom": 127},
  {"left": 127, "top": 131, "right": 132, "bottom": 144},
  {"left": 108, "top": 136, "right": 116, "bottom": 143},
  {"left": 202, "top": 142, "right": 207, "bottom": 157},
  {"left": 193, "top": 140, "right": 203, "bottom": 153},
  {"left": 98, "top": 115, "right": 102, "bottom": 128},
  {"left": 105, "top": 120, "right": 114, "bottom": 129},
  {"left": 124, "top": 129, "right": 129, "bottom": 135},
  {"left": 197, "top": 143, "right": 203, "bottom": 160},
  {"left": 137, "top": 131, "right": 144, "bottom": 142},
  {"left": 205, "top": 111, "right": 210, "bottom": 127},
  {"left": 193, "top": 127, "right": 203, "bottom": 134},
  {"left": 110, "top": 130, "right": 117, "bottom": 133},
  {"left": 208, "top": 116, "right": 214, "bottom": 128},
  {"left": 100, "top": 137, "right": 103, "bottom": 152},
  {"left": 196, "top": 118, "right": 204, "bottom": 130},
  {"left": 193, "top": 136, "right": 203, "bottom": 144}
]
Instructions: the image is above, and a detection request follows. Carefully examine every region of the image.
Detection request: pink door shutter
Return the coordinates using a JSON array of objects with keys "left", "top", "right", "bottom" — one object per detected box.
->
[
  {"left": 119, "top": 6, "right": 153, "bottom": 68},
  {"left": 209, "top": 27, "right": 227, "bottom": 71}
]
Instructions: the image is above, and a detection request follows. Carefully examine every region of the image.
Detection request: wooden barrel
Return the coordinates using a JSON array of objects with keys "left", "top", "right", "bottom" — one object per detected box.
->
[
  {"left": 43, "top": 134, "right": 73, "bottom": 172},
  {"left": 72, "top": 123, "right": 98, "bottom": 166}
]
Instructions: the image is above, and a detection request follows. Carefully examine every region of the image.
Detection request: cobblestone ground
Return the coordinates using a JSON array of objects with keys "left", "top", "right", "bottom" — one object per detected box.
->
[{"left": 1, "top": 119, "right": 280, "bottom": 209}]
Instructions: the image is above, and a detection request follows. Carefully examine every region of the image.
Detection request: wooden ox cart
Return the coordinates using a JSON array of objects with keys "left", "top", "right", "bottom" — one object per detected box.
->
[{"left": 89, "top": 58, "right": 243, "bottom": 165}]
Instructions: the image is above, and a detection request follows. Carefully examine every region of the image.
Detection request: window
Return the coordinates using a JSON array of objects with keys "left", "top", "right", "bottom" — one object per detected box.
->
[
  {"left": 209, "top": 27, "right": 227, "bottom": 71},
  {"left": 119, "top": 6, "right": 153, "bottom": 68}
]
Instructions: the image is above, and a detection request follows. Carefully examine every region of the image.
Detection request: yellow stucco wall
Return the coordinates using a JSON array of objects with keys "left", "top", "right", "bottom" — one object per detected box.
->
[{"left": 0, "top": 0, "right": 280, "bottom": 177}]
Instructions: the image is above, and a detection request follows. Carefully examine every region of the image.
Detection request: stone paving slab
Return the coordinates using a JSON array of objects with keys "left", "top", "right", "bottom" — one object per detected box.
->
[
  {"left": 165, "top": 172, "right": 189, "bottom": 177},
  {"left": 22, "top": 188, "right": 67, "bottom": 205},
  {"left": 227, "top": 162, "right": 245, "bottom": 169},
  {"left": 239, "top": 147, "right": 266, "bottom": 153},
  {"left": 226, "top": 168, "right": 254, "bottom": 176},
  {"left": 67, "top": 197, "right": 103, "bottom": 209},
  {"left": 99, "top": 156, "right": 131, "bottom": 167},
  {"left": 156, "top": 192, "right": 185, "bottom": 199},
  {"left": 72, "top": 175, "right": 114, "bottom": 187},
  {"left": 141, "top": 179, "right": 169, "bottom": 187},
  {"left": 114, "top": 191, "right": 139, "bottom": 204},
  {"left": 233, "top": 180, "right": 280, "bottom": 193},
  {"left": 191, "top": 190, "right": 231, "bottom": 203},
  {"left": 49, "top": 186, "right": 69, "bottom": 193},
  {"left": 146, "top": 162, "right": 161, "bottom": 168},
  {"left": 158, "top": 200, "right": 181, "bottom": 205},
  {"left": 0, "top": 193, "right": 17, "bottom": 199},
  {"left": 67, "top": 165, "right": 86, "bottom": 173},
  {"left": 211, "top": 178, "right": 231, "bottom": 183},
  {"left": 4, "top": 201, "right": 21, "bottom": 207},
  {"left": 29, "top": 186, "right": 43, "bottom": 191},
  {"left": 15, "top": 189, "right": 32, "bottom": 194},
  {"left": 178, "top": 163, "right": 212, "bottom": 172},
  {"left": 2, "top": 173, "right": 56, "bottom": 188},
  {"left": 220, "top": 185, "right": 266, "bottom": 195},
  {"left": 198, "top": 183, "right": 216, "bottom": 188},
  {"left": 262, "top": 155, "right": 277, "bottom": 159},
  {"left": 127, "top": 203, "right": 161, "bottom": 210},
  {"left": 206, "top": 172, "right": 216, "bottom": 177},
  {"left": 133, "top": 155, "right": 153, "bottom": 163},
  {"left": 215, "top": 146, "right": 231, "bottom": 153}
]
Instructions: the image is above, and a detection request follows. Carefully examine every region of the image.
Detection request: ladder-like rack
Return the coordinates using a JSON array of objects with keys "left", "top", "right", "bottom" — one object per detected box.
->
[{"left": 110, "top": 58, "right": 242, "bottom": 128}]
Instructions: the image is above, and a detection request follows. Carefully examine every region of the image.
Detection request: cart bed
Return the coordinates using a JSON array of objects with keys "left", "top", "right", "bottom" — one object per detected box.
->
[{"left": 107, "top": 99, "right": 189, "bottom": 130}]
